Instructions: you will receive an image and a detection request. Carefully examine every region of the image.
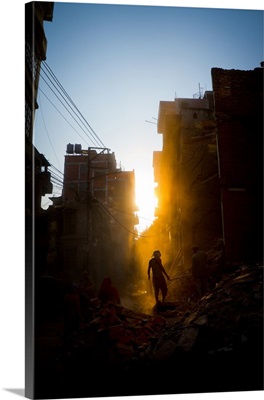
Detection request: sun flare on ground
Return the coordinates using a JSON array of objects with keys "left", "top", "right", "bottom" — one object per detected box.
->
[{"left": 135, "top": 177, "right": 157, "bottom": 234}]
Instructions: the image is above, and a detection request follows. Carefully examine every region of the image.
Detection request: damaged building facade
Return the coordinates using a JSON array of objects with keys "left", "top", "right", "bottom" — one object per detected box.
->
[
  {"left": 211, "top": 66, "right": 263, "bottom": 263},
  {"left": 154, "top": 64, "right": 263, "bottom": 272},
  {"left": 25, "top": 3, "right": 54, "bottom": 399},
  {"left": 155, "top": 91, "right": 222, "bottom": 268},
  {"left": 53, "top": 144, "right": 139, "bottom": 288},
  {"left": 25, "top": 2, "right": 54, "bottom": 276}
]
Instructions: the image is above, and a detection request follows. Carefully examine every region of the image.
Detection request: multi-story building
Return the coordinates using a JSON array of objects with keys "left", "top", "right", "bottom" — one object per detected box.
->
[
  {"left": 154, "top": 64, "right": 263, "bottom": 271},
  {"left": 25, "top": 3, "right": 54, "bottom": 399},
  {"left": 60, "top": 144, "right": 138, "bottom": 287},
  {"left": 25, "top": 1, "right": 54, "bottom": 228},
  {"left": 25, "top": 2, "right": 54, "bottom": 142},
  {"left": 155, "top": 92, "right": 222, "bottom": 269},
  {"left": 211, "top": 65, "right": 263, "bottom": 263}
]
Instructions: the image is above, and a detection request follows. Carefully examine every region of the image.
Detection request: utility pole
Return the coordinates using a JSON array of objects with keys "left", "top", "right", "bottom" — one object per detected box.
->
[{"left": 86, "top": 147, "right": 111, "bottom": 276}]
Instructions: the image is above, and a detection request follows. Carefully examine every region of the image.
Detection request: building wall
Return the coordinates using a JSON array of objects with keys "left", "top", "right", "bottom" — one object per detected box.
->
[
  {"left": 61, "top": 147, "right": 138, "bottom": 286},
  {"left": 155, "top": 95, "right": 222, "bottom": 269},
  {"left": 180, "top": 113, "right": 221, "bottom": 262},
  {"left": 25, "top": 1, "right": 54, "bottom": 214},
  {"left": 25, "top": 4, "right": 54, "bottom": 397},
  {"left": 25, "top": 2, "right": 54, "bottom": 282},
  {"left": 25, "top": 2, "right": 54, "bottom": 142},
  {"left": 63, "top": 148, "right": 117, "bottom": 204},
  {"left": 212, "top": 66, "right": 263, "bottom": 263}
]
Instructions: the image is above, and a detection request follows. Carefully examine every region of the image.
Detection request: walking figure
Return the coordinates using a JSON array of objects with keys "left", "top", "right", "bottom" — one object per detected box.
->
[{"left": 148, "top": 250, "right": 170, "bottom": 304}]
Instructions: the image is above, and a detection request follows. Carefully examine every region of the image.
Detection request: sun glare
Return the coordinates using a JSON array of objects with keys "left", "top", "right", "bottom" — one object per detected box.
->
[{"left": 135, "top": 178, "right": 157, "bottom": 233}]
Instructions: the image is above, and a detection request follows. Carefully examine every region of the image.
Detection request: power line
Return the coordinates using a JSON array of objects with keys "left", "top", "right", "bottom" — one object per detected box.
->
[
  {"left": 97, "top": 198, "right": 168, "bottom": 238},
  {"left": 39, "top": 73, "right": 101, "bottom": 147},
  {"left": 35, "top": 62, "right": 163, "bottom": 236},
  {"left": 49, "top": 164, "right": 64, "bottom": 177},
  {"left": 41, "top": 61, "right": 102, "bottom": 147},
  {"left": 96, "top": 199, "right": 140, "bottom": 237},
  {"left": 43, "top": 61, "right": 106, "bottom": 148},
  {"left": 39, "top": 96, "right": 62, "bottom": 170},
  {"left": 39, "top": 61, "right": 106, "bottom": 148},
  {"left": 45, "top": 165, "right": 168, "bottom": 238},
  {"left": 41, "top": 61, "right": 106, "bottom": 147},
  {"left": 38, "top": 88, "right": 91, "bottom": 146}
]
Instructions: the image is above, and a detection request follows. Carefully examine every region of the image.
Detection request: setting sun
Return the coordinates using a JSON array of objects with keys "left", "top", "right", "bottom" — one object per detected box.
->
[{"left": 135, "top": 175, "right": 157, "bottom": 234}]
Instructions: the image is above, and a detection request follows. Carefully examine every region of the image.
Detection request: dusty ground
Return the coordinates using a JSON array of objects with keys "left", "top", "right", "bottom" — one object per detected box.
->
[{"left": 34, "top": 261, "right": 263, "bottom": 399}]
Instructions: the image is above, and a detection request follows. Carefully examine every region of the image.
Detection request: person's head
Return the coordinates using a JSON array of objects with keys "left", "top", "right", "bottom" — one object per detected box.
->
[
  {"left": 86, "top": 277, "right": 94, "bottom": 286},
  {"left": 67, "top": 282, "right": 79, "bottom": 294},
  {"left": 102, "top": 277, "right": 112, "bottom": 287},
  {"left": 153, "top": 250, "right": 161, "bottom": 258},
  {"left": 82, "top": 270, "right": 90, "bottom": 281},
  {"left": 192, "top": 245, "right": 199, "bottom": 253}
]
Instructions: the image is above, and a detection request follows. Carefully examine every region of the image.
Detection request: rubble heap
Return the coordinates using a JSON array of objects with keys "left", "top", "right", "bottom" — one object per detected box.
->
[{"left": 35, "top": 263, "right": 263, "bottom": 399}]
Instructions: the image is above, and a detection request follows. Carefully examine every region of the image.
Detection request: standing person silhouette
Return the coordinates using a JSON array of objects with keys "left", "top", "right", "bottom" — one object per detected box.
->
[{"left": 148, "top": 250, "right": 170, "bottom": 304}]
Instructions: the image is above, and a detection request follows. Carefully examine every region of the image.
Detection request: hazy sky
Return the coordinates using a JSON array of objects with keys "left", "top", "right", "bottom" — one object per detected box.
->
[{"left": 33, "top": 0, "right": 263, "bottom": 232}]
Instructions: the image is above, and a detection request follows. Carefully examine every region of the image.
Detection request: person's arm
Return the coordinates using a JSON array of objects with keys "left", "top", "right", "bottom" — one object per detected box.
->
[
  {"left": 160, "top": 262, "right": 170, "bottom": 280},
  {"left": 165, "top": 270, "right": 170, "bottom": 280}
]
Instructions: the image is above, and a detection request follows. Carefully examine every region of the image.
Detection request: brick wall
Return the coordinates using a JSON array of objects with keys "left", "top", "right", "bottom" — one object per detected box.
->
[{"left": 212, "top": 67, "right": 263, "bottom": 262}]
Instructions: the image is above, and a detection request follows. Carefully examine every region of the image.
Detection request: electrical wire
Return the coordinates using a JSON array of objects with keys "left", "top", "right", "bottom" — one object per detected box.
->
[
  {"left": 43, "top": 61, "right": 106, "bottom": 148},
  {"left": 96, "top": 199, "right": 141, "bottom": 237},
  {"left": 96, "top": 198, "right": 170, "bottom": 238},
  {"left": 38, "top": 96, "right": 62, "bottom": 170},
  {"left": 38, "top": 87, "right": 91, "bottom": 146},
  {"left": 39, "top": 74, "right": 100, "bottom": 148},
  {"left": 39, "top": 61, "right": 106, "bottom": 148},
  {"left": 35, "top": 64, "right": 166, "bottom": 236}
]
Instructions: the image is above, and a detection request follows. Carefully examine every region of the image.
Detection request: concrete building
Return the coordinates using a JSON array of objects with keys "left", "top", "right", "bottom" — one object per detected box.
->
[
  {"left": 212, "top": 65, "right": 263, "bottom": 263},
  {"left": 25, "top": 3, "right": 54, "bottom": 398},
  {"left": 155, "top": 92, "right": 222, "bottom": 269},
  {"left": 60, "top": 144, "right": 138, "bottom": 287},
  {"left": 25, "top": 1, "right": 54, "bottom": 215},
  {"left": 25, "top": 1, "right": 55, "bottom": 284},
  {"left": 25, "top": 1, "right": 54, "bottom": 276},
  {"left": 155, "top": 64, "right": 263, "bottom": 271}
]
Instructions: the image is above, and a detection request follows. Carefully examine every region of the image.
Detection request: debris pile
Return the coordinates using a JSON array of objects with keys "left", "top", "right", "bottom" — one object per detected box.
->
[
  {"left": 133, "top": 263, "right": 263, "bottom": 395},
  {"left": 35, "top": 262, "right": 263, "bottom": 398}
]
